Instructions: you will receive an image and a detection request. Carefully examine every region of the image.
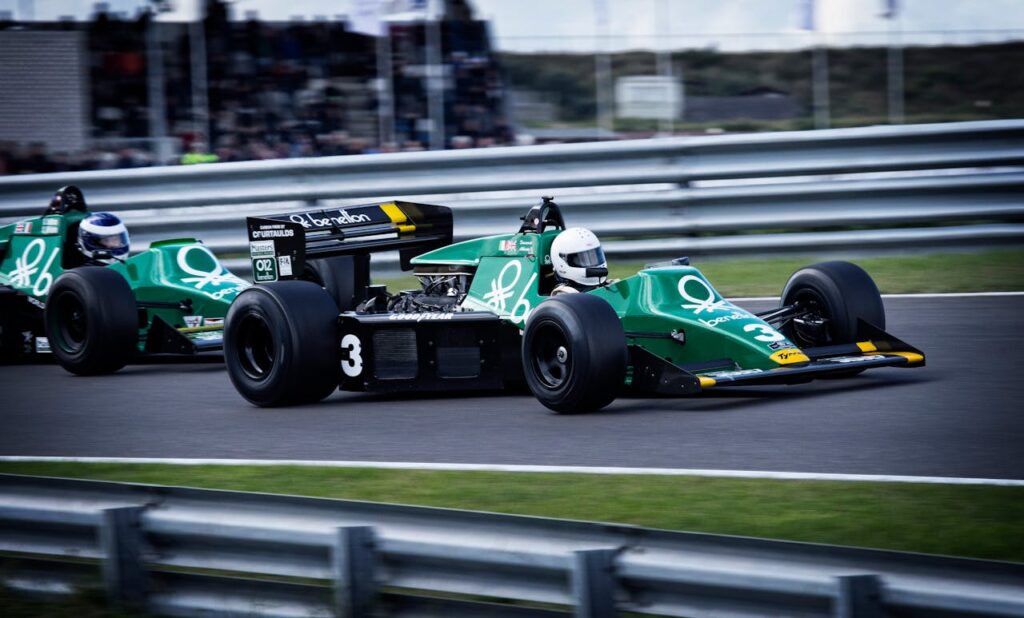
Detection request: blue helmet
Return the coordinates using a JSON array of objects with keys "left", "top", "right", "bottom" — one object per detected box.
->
[{"left": 78, "top": 212, "right": 130, "bottom": 262}]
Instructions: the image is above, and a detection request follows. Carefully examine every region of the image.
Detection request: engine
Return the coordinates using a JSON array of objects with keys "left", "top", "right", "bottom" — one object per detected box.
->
[{"left": 357, "top": 267, "right": 475, "bottom": 314}]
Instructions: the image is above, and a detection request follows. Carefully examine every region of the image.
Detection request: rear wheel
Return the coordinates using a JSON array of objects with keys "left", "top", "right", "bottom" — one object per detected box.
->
[
  {"left": 225, "top": 281, "right": 340, "bottom": 406},
  {"left": 522, "top": 294, "right": 627, "bottom": 414},
  {"left": 781, "top": 261, "right": 885, "bottom": 348},
  {"left": 45, "top": 267, "right": 137, "bottom": 375}
]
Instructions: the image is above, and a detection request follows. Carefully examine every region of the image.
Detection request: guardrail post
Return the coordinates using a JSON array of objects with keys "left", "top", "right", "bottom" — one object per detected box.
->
[
  {"left": 332, "top": 525, "right": 377, "bottom": 618},
  {"left": 834, "top": 574, "right": 884, "bottom": 618},
  {"left": 99, "top": 506, "right": 147, "bottom": 608},
  {"left": 572, "top": 548, "right": 617, "bottom": 618}
]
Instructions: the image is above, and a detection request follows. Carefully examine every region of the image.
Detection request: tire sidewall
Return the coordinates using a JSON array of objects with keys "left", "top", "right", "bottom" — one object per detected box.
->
[
  {"left": 225, "top": 282, "right": 339, "bottom": 406},
  {"left": 224, "top": 289, "right": 290, "bottom": 404},
  {"left": 45, "top": 267, "right": 137, "bottom": 375},
  {"left": 781, "top": 261, "right": 885, "bottom": 345},
  {"left": 522, "top": 294, "right": 626, "bottom": 413}
]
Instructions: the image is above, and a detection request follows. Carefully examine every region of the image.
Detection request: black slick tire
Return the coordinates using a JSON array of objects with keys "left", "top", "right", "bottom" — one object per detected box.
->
[
  {"left": 225, "top": 281, "right": 339, "bottom": 407},
  {"left": 522, "top": 294, "right": 627, "bottom": 414},
  {"left": 781, "top": 260, "right": 885, "bottom": 347},
  {"left": 45, "top": 267, "right": 137, "bottom": 375}
]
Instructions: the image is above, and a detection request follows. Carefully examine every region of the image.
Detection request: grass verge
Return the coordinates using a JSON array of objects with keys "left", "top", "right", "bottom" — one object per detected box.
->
[
  {"left": 377, "top": 248, "right": 1024, "bottom": 297},
  {"left": 1, "top": 462, "right": 1021, "bottom": 562}
]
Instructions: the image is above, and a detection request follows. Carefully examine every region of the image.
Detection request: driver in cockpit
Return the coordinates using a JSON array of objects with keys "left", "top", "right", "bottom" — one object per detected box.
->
[{"left": 549, "top": 227, "right": 608, "bottom": 295}]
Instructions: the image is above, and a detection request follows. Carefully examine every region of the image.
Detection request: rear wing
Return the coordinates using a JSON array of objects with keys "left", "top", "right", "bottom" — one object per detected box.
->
[{"left": 246, "top": 201, "right": 452, "bottom": 282}]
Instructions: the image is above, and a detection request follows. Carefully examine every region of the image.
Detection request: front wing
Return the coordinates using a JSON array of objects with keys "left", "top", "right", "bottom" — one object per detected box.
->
[
  {"left": 695, "top": 348, "right": 923, "bottom": 389},
  {"left": 629, "top": 320, "right": 924, "bottom": 395}
]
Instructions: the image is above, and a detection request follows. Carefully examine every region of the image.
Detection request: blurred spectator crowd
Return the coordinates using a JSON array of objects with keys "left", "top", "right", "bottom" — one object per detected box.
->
[{"left": 0, "top": 0, "right": 513, "bottom": 176}]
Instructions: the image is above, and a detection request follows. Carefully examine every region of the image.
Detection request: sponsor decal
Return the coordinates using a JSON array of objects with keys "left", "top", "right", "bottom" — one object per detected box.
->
[
  {"left": 678, "top": 275, "right": 728, "bottom": 314},
  {"left": 249, "top": 240, "right": 276, "bottom": 258},
  {"left": 828, "top": 354, "right": 886, "bottom": 364},
  {"left": 289, "top": 210, "right": 372, "bottom": 229},
  {"left": 41, "top": 217, "right": 60, "bottom": 235},
  {"left": 388, "top": 312, "right": 455, "bottom": 322},
  {"left": 27, "top": 297, "right": 45, "bottom": 309},
  {"left": 177, "top": 245, "right": 250, "bottom": 299},
  {"left": 249, "top": 238, "right": 281, "bottom": 279},
  {"left": 252, "top": 256, "right": 277, "bottom": 282},
  {"left": 499, "top": 238, "right": 535, "bottom": 256},
  {"left": 277, "top": 255, "right": 293, "bottom": 277},
  {"left": 704, "top": 368, "right": 764, "bottom": 379},
  {"left": 482, "top": 260, "right": 536, "bottom": 323},
  {"left": 251, "top": 224, "right": 295, "bottom": 239},
  {"left": 768, "top": 340, "right": 786, "bottom": 351},
  {"left": 204, "top": 318, "right": 224, "bottom": 326},
  {"left": 183, "top": 315, "right": 204, "bottom": 328},
  {"left": 22, "top": 331, "right": 33, "bottom": 354},
  {"left": 34, "top": 336, "right": 51, "bottom": 353},
  {"left": 770, "top": 348, "right": 810, "bottom": 364},
  {"left": 698, "top": 311, "right": 748, "bottom": 328},
  {"left": 14, "top": 222, "right": 32, "bottom": 234},
  {"left": 7, "top": 237, "right": 59, "bottom": 295},
  {"left": 340, "top": 333, "right": 363, "bottom": 377}
]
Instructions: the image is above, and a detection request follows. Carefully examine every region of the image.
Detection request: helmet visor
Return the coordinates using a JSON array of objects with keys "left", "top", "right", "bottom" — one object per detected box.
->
[
  {"left": 96, "top": 232, "right": 129, "bottom": 250},
  {"left": 564, "top": 247, "right": 606, "bottom": 268},
  {"left": 81, "top": 229, "right": 130, "bottom": 257}
]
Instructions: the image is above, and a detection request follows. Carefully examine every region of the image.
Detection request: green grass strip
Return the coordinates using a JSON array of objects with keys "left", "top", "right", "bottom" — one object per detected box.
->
[
  {"left": 378, "top": 248, "right": 1024, "bottom": 297},
  {"left": 2, "top": 463, "right": 1021, "bottom": 562}
]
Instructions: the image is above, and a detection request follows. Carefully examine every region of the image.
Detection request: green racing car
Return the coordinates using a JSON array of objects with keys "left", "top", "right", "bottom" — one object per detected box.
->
[
  {"left": 0, "top": 186, "right": 249, "bottom": 374},
  {"left": 224, "top": 197, "right": 924, "bottom": 413}
]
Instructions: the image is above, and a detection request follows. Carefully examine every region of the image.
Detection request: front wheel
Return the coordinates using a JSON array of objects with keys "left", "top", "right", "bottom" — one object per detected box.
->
[
  {"left": 781, "top": 260, "right": 885, "bottom": 348},
  {"left": 224, "top": 281, "right": 340, "bottom": 407},
  {"left": 45, "top": 267, "right": 137, "bottom": 375},
  {"left": 522, "top": 294, "right": 627, "bottom": 414}
]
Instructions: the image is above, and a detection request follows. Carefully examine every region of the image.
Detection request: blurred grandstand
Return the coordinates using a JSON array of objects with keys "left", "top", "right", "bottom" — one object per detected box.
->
[
  {"left": 0, "top": 0, "right": 511, "bottom": 174},
  {"left": 1, "top": 0, "right": 1022, "bottom": 176}
]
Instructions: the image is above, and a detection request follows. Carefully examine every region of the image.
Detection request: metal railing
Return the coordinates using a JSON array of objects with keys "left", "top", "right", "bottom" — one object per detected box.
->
[
  {"left": 1, "top": 120, "right": 1023, "bottom": 275},
  {"left": 1, "top": 474, "right": 1022, "bottom": 617}
]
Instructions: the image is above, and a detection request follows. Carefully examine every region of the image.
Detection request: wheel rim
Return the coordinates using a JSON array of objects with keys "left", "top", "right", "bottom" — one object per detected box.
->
[
  {"left": 530, "top": 320, "right": 572, "bottom": 389},
  {"left": 790, "top": 289, "right": 832, "bottom": 347},
  {"left": 53, "top": 291, "right": 88, "bottom": 354},
  {"left": 236, "top": 313, "right": 275, "bottom": 381}
]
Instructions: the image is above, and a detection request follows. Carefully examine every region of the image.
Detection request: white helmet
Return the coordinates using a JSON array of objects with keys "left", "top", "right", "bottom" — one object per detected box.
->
[{"left": 551, "top": 227, "right": 607, "bottom": 287}]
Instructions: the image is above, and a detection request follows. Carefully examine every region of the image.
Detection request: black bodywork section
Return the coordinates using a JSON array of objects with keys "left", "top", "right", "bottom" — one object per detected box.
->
[
  {"left": 337, "top": 312, "right": 523, "bottom": 393},
  {"left": 0, "top": 286, "right": 45, "bottom": 359},
  {"left": 339, "top": 311, "right": 524, "bottom": 392}
]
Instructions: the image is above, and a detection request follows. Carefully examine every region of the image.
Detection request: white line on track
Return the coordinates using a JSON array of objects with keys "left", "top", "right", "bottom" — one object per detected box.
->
[
  {"left": 729, "top": 291, "right": 1024, "bottom": 302},
  {"left": 2, "top": 457, "right": 1021, "bottom": 486}
]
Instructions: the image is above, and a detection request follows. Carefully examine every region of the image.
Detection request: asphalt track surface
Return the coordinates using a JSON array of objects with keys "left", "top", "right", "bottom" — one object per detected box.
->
[{"left": 1, "top": 296, "right": 1022, "bottom": 479}]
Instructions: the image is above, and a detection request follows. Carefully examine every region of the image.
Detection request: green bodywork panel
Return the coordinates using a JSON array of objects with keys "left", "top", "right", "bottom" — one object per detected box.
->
[
  {"left": 0, "top": 212, "right": 82, "bottom": 297},
  {"left": 0, "top": 212, "right": 248, "bottom": 350},
  {"left": 413, "top": 231, "right": 800, "bottom": 372}
]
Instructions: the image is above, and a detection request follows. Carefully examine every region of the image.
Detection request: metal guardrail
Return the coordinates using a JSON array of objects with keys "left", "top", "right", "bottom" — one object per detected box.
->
[
  {"left": 1, "top": 121, "right": 1023, "bottom": 275},
  {"left": 1, "top": 120, "right": 1023, "bottom": 213},
  {"left": 1, "top": 474, "right": 1022, "bottom": 617}
]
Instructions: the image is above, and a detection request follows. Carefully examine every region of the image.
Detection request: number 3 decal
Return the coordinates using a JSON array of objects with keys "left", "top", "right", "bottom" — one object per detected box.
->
[
  {"left": 743, "top": 323, "right": 785, "bottom": 342},
  {"left": 340, "top": 334, "right": 363, "bottom": 377}
]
